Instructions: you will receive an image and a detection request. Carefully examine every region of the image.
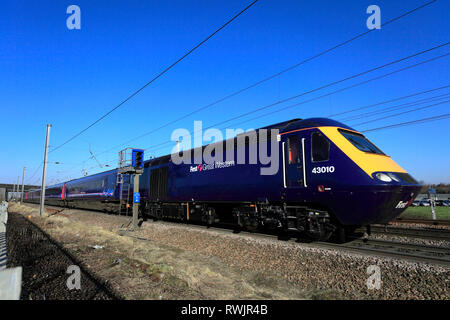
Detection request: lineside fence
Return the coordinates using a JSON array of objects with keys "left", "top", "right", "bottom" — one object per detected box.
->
[{"left": 0, "top": 201, "right": 22, "bottom": 300}]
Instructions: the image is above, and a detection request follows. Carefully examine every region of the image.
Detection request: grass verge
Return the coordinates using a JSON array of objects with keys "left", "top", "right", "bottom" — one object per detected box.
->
[{"left": 400, "top": 206, "right": 450, "bottom": 220}]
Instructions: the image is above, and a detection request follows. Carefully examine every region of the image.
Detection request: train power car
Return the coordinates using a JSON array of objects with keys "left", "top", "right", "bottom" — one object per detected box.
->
[{"left": 25, "top": 118, "right": 421, "bottom": 241}]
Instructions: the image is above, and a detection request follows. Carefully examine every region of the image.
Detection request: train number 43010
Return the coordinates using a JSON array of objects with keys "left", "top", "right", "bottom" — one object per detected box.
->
[{"left": 312, "top": 166, "right": 335, "bottom": 174}]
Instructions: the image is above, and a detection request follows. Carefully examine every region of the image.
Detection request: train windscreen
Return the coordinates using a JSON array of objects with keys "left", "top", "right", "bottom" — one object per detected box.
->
[{"left": 338, "top": 129, "right": 385, "bottom": 155}]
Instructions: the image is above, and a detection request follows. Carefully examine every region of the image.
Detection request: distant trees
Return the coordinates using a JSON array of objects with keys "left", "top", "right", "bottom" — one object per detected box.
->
[{"left": 419, "top": 183, "right": 450, "bottom": 194}]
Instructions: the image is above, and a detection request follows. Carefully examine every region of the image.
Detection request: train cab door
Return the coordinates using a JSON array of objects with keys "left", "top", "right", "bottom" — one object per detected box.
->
[{"left": 282, "top": 134, "right": 307, "bottom": 191}]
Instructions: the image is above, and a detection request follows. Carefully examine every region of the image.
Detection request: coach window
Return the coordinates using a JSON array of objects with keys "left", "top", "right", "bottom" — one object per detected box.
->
[
  {"left": 288, "top": 135, "right": 300, "bottom": 164},
  {"left": 311, "top": 131, "right": 330, "bottom": 162}
]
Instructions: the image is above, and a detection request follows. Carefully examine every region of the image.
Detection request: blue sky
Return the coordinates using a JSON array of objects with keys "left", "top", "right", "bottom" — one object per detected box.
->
[{"left": 1, "top": 0, "right": 449, "bottom": 185}]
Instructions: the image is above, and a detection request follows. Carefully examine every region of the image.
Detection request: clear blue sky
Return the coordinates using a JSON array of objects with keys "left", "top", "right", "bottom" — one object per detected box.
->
[{"left": 1, "top": 0, "right": 449, "bottom": 186}]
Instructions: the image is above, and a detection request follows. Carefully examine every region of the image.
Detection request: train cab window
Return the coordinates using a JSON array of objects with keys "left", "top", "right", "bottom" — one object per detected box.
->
[
  {"left": 311, "top": 132, "right": 330, "bottom": 162},
  {"left": 287, "top": 135, "right": 300, "bottom": 164},
  {"left": 338, "top": 129, "right": 385, "bottom": 155}
]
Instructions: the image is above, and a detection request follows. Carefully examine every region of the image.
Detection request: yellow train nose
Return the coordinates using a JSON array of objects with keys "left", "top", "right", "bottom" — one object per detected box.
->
[{"left": 319, "top": 126, "right": 407, "bottom": 178}]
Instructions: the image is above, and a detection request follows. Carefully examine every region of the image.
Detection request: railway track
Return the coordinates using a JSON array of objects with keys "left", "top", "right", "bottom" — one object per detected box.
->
[
  {"left": 394, "top": 218, "right": 450, "bottom": 226},
  {"left": 319, "top": 238, "right": 450, "bottom": 266},
  {"left": 365, "top": 225, "right": 450, "bottom": 241},
  {"left": 142, "top": 220, "right": 450, "bottom": 266}
]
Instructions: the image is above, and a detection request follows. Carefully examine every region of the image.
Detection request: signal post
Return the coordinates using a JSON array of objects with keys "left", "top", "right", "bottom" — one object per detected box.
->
[{"left": 118, "top": 148, "right": 144, "bottom": 230}]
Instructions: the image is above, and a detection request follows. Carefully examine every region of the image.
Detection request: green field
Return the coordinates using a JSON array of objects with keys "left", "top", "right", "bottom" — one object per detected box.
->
[{"left": 400, "top": 206, "right": 450, "bottom": 220}]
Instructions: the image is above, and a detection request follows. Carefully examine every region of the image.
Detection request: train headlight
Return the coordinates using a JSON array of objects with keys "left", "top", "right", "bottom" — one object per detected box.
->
[
  {"left": 387, "top": 173, "right": 400, "bottom": 182},
  {"left": 375, "top": 172, "right": 392, "bottom": 182}
]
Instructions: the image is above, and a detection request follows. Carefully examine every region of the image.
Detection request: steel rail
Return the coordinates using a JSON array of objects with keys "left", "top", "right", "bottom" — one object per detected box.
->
[
  {"left": 394, "top": 218, "right": 450, "bottom": 226},
  {"left": 363, "top": 225, "right": 450, "bottom": 241}
]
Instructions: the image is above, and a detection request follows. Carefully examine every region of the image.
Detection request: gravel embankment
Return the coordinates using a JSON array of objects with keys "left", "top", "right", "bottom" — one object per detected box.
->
[{"left": 133, "top": 221, "right": 449, "bottom": 299}]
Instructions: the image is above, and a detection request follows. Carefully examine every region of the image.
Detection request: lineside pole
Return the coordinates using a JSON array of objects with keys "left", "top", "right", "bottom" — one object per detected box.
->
[
  {"left": 40, "top": 124, "right": 51, "bottom": 216},
  {"left": 20, "top": 167, "right": 26, "bottom": 204},
  {"left": 132, "top": 174, "right": 140, "bottom": 229},
  {"left": 16, "top": 176, "right": 19, "bottom": 200},
  {"left": 431, "top": 198, "right": 436, "bottom": 220}
]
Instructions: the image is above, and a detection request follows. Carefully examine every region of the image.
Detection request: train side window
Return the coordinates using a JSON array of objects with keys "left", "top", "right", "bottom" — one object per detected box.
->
[
  {"left": 312, "top": 131, "right": 330, "bottom": 162},
  {"left": 287, "top": 135, "right": 300, "bottom": 164}
]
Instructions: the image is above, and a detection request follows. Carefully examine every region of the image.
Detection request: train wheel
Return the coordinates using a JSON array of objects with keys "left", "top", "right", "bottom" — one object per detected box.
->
[
  {"left": 206, "top": 207, "right": 216, "bottom": 227},
  {"left": 336, "top": 227, "right": 346, "bottom": 243},
  {"left": 305, "top": 228, "right": 333, "bottom": 241},
  {"left": 232, "top": 226, "right": 242, "bottom": 234}
]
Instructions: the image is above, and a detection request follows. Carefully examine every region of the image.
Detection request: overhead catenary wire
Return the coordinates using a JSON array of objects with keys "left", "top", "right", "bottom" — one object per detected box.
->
[
  {"left": 352, "top": 99, "right": 450, "bottom": 127},
  {"left": 84, "top": 0, "right": 438, "bottom": 161},
  {"left": 29, "top": 176, "right": 42, "bottom": 188},
  {"left": 142, "top": 45, "right": 450, "bottom": 152},
  {"left": 75, "top": 48, "right": 449, "bottom": 173},
  {"left": 330, "top": 84, "right": 450, "bottom": 118},
  {"left": 142, "top": 54, "right": 449, "bottom": 157},
  {"left": 215, "top": 84, "right": 450, "bottom": 137},
  {"left": 194, "top": 45, "right": 449, "bottom": 130},
  {"left": 49, "top": 1, "right": 443, "bottom": 180},
  {"left": 25, "top": 162, "right": 43, "bottom": 185},
  {"left": 48, "top": 0, "right": 260, "bottom": 154},
  {"left": 218, "top": 86, "right": 450, "bottom": 139},
  {"left": 335, "top": 86, "right": 450, "bottom": 120},
  {"left": 214, "top": 53, "right": 450, "bottom": 136},
  {"left": 344, "top": 92, "right": 450, "bottom": 123},
  {"left": 362, "top": 113, "right": 450, "bottom": 133}
]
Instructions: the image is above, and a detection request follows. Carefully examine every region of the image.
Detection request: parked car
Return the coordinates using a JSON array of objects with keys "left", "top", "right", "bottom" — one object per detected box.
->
[
  {"left": 419, "top": 199, "right": 430, "bottom": 206},
  {"left": 435, "top": 200, "right": 444, "bottom": 206},
  {"left": 443, "top": 200, "right": 450, "bottom": 207},
  {"left": 411, "top": 200, "right": 421, "bottom": 207}
]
